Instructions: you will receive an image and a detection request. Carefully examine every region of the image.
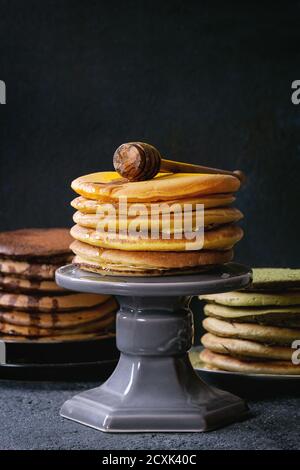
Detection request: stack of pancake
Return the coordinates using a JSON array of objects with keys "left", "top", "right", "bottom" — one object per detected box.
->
[
  {"left": 199, "top": 268, "right": 300, "bottom": 374},
  {"left": 0, "top": 228, "right": 117, "bottom": 342},
  {"left": 70, "top": 171, "right": 244, "bottom": 276}
]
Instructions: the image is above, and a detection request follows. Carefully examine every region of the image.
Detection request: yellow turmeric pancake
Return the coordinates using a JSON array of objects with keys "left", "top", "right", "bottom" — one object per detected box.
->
[
  {"left": 73, "top": 207, "right": 243, "bottom": 233},
  {"left": 70, "top": 223, "right": 243, "bottom": 252},
  {"left": 71, "top": 240, "right": 233, "bottom": 275},
  {"left": 71, "top": 172, "right": 240, "bottom": 202},
  {"left": 71, "top": 194, "right": 236, "bottom": 214}
]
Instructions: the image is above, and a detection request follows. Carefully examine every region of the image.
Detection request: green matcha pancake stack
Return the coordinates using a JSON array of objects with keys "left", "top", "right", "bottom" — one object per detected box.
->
[{"left": 199, "top": 268, "right": 300, "bottom": 375}]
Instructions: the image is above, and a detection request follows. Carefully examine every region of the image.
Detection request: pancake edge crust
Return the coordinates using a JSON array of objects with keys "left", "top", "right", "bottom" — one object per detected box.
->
[
  {"left": 203, "top": 317, "right": 300, "bottom": 346},
  {"left": 201, "top": 333, "right": 293, "bottom": 360},
  {"left": 71, "top": 172, "right": 241, "bottom": 202},
  {"left": 0, "top": 228, "right": 72, "bottom": 259},
  {"left": 200, "top": 348, "right": 300, "bottom": 375},
  {"left": 200, "top": 290, "right": 300, "bottom": 307},
  {"left": 70, "top": 223, "right": 243, "bottom": 251},
  {"left": 71, "top": 240, "right": 233, "bottom": 268}
]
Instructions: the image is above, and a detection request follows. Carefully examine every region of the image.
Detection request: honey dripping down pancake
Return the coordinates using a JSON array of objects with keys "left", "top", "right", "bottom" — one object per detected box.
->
[{"left": 71, "top": 172, "right": 240, "bottom": 202}]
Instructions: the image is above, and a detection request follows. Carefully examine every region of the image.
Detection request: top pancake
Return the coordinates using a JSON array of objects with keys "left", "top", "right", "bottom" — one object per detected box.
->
[
  {"left": 71, "top": 172, "right": 240, "bottom": 202},
  {"left": 0, "top": 228, "right": 72, "bottom": 260},
  {"left": 247, "top": 268, "right": 300, "bottom": 291}
]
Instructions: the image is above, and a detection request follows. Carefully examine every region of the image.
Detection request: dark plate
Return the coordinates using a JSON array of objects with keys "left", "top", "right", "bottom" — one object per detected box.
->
[
  {"left": 0, "top": 336, "right": 119, "bottom": 380},
  {"left": 0, "top": 359, "right": 118, "bottom": 381},
  {"left": 189, "top": 347, "right": 300, "bottom": 398}
]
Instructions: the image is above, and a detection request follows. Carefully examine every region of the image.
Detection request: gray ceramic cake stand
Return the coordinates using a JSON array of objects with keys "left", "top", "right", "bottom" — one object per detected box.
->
[{"left": 56, "top": 263, "right": 251, "bottom": 432}]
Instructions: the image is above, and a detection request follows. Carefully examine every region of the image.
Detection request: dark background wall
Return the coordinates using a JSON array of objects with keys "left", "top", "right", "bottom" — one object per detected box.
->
[{"left": 0, "top": 0, "right": 299, "bottom": 267}]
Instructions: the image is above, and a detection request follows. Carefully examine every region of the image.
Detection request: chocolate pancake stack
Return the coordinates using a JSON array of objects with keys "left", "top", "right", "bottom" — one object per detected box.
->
[
  {"left": 0, "top": 229, "right": 117, "bottom": 342},
  {"left": 199, "top": 268, "right": 300, "bottom": 375}
]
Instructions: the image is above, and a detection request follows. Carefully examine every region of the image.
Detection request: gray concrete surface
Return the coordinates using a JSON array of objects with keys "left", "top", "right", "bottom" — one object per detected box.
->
[{"left": 0, "top": 380, "right": 299, "bottom": 450}]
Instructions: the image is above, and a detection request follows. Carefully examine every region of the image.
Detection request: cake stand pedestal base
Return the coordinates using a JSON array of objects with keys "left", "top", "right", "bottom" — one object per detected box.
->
[{"left": 57, "top": 264, "right": 251, "bottom": 432}]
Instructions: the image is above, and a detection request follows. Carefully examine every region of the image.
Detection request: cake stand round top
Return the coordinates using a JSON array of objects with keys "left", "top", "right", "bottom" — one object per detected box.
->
[{"left": 56, "top": 263, "right": 252, "bottom": 296}]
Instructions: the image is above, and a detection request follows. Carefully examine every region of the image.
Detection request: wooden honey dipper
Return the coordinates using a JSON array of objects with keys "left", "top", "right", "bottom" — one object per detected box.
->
[{"left": 113, "top": 142, "right": 245, "bottom": 183}]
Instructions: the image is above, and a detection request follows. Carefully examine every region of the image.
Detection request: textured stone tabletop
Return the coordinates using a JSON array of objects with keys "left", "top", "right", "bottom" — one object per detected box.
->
[{"left": 0, "top": 380, "right": 299, "bottom": 450}]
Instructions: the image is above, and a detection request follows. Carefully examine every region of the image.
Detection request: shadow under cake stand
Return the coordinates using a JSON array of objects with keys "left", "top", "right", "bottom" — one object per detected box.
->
[{"left": 56, "top": 263, "right": 252, "bottom": 432}]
